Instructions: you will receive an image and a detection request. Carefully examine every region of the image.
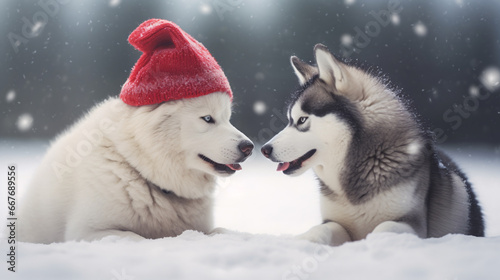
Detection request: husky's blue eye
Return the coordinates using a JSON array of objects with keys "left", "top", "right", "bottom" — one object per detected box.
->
[
  {"left": 201, "top": 115, "right": 214, "bottom": 123},
  {"left": 298, "top": 117, "right": 308, "bottom": 125}
]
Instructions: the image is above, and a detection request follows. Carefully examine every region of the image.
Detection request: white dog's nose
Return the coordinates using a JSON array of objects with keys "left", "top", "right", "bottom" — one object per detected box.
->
[{"left": 238, "top": 140, "right": 254, "bottom": 157}]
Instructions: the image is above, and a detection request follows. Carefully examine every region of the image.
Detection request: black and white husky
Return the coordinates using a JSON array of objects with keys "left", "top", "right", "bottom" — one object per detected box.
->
[{"left": 261, "top": 44, "right": 484, "bottom": 245}]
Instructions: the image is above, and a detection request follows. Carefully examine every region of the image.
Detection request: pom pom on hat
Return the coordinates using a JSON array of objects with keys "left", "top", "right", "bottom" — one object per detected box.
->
[{"left": 120, "top": 19, "right": 232, "bottom": 106}]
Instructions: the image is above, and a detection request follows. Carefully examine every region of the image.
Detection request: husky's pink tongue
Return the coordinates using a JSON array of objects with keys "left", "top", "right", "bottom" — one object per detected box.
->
[
  {"left": 277, "top": 162, "right": 290, "bottom": 172},
  {"left": 226, "top": 164, "right": 242, "bottom": 171}
]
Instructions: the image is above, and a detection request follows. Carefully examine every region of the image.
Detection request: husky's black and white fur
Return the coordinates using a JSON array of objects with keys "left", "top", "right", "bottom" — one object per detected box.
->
[{"left": 262, "top": 44, "right": 484, "bottom": 245}]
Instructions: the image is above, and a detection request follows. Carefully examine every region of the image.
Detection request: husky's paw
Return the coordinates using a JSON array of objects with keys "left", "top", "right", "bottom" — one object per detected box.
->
[
  {"left": 296, "top": 223, "right": 351, "bottom": 246},
  {"left": 296, "top": 226, "right": 333, "bottom": 245},
  {"left": 371, "top": 221, "right": 417, "bottom": 235},
  {"left": 208, "top": 227, "right": 233, "bottom": 236}
]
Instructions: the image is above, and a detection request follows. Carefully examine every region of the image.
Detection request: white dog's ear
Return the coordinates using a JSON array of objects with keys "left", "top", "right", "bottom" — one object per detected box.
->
[
  {"left": 158, "top": 99, "right": 183, "bottom": 114},
  {"left": 314, "top": 44, "right": 347, "bottom": 90},
  {"left": 290, "top": 56, "right": 317, "bottom": 85}
]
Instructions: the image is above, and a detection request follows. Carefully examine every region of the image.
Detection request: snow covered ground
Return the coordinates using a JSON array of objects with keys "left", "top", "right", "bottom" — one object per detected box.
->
[{"left": 1, "top": 140, "right": 499, "bottom": 279}]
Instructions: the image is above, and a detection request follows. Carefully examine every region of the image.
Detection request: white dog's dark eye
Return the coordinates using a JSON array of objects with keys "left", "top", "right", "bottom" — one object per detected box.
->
[
  {"left": 298, "top": 117, "right": 308, "bottom": 125},
  {"left": 201, "top": 115, "right": 215, "bottom": 123}
]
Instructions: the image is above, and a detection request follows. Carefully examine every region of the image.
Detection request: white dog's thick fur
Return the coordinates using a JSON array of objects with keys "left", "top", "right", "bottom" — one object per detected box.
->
[{"left": 18, "top": 93, "right": 253, "bottom": 243}]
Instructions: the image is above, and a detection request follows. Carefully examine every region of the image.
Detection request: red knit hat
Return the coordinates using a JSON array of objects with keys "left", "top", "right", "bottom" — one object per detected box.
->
[{"left": 120, "top": 19, "right": 232, "bottom": 106}]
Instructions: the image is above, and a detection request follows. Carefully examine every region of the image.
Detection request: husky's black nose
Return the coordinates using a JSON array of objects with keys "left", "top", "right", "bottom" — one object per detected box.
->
[
  {"left": 238, "top": 140, "right": 254, "bottom": 157},
  {"left": 261, "top": 145, "right": 272, "bottom": 158}
]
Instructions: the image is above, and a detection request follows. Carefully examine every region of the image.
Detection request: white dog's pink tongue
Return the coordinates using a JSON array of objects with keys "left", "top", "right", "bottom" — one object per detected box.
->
[
  {"left": 226, "top": 164, "right": 241, "bottom": 171},
  {"left": 277, "top": 162, "right": 290, "bottom": 171}
]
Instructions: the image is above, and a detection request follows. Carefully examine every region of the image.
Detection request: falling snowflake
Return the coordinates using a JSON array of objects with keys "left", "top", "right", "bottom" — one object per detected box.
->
[
  {"left": 431, "top": 87, "right": 439, "bottom": 96},
  {"left": 413, "top": 21, "right": 427, "bottom": 37},
  {"left": 469, "top": 85, "right": 480, "bottom": 97},
  {"left": 255, "top": 72, "right": 265, "bottom": 81},
  {"left": 31, "top": 21, "right": 45, "bottom": 37},
  {"left": 253, "top": 101, "right": 267, "bottom": 115},
  {"left": 340, "top": 34, "right": 353, "bottom": 46},
  {"left": 344, "top": 0, "right": 356, "bottom": 5},
  {"left": 6, "top": 90, "right": 16, "bottom": 103},
  {"left": 17, "top": 113, "right": 34, "bottom": 132},
  {"left": 391, "top": 14, "right": 400, "bottom": 26},
  {"left": 199, "top": 3, "right": 212, "bottom": 15},
  {"left": 109, "top": 0, "right": 121, "bottom": 7},
  {"left": 480, "top": 67, "right": 500, "bottom": 92}
]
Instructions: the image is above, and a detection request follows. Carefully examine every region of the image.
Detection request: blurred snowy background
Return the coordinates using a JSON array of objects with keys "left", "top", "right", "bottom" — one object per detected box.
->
[
  {"left": 1, "top": 0, "right": 500, "bottom": 279},
  {"left": 1, "top": 0, "right": 499, "bottom": 144}
]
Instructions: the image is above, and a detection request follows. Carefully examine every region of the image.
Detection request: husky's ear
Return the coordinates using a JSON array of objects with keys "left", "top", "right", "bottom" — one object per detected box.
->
[
  {"left": 314, "top": 44, "right": 347, "bottom": 90},
  {"left": 290, "top": 56, "right": 317, "bottom": 85}
]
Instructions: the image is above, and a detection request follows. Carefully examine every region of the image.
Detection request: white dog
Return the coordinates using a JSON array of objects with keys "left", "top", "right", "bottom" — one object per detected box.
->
[
  {"left": 18, "top": 19, "right": 254, "bottom": 243},
  {"left": 18, "top": 93, "right": 253, "bottom": 243}
]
